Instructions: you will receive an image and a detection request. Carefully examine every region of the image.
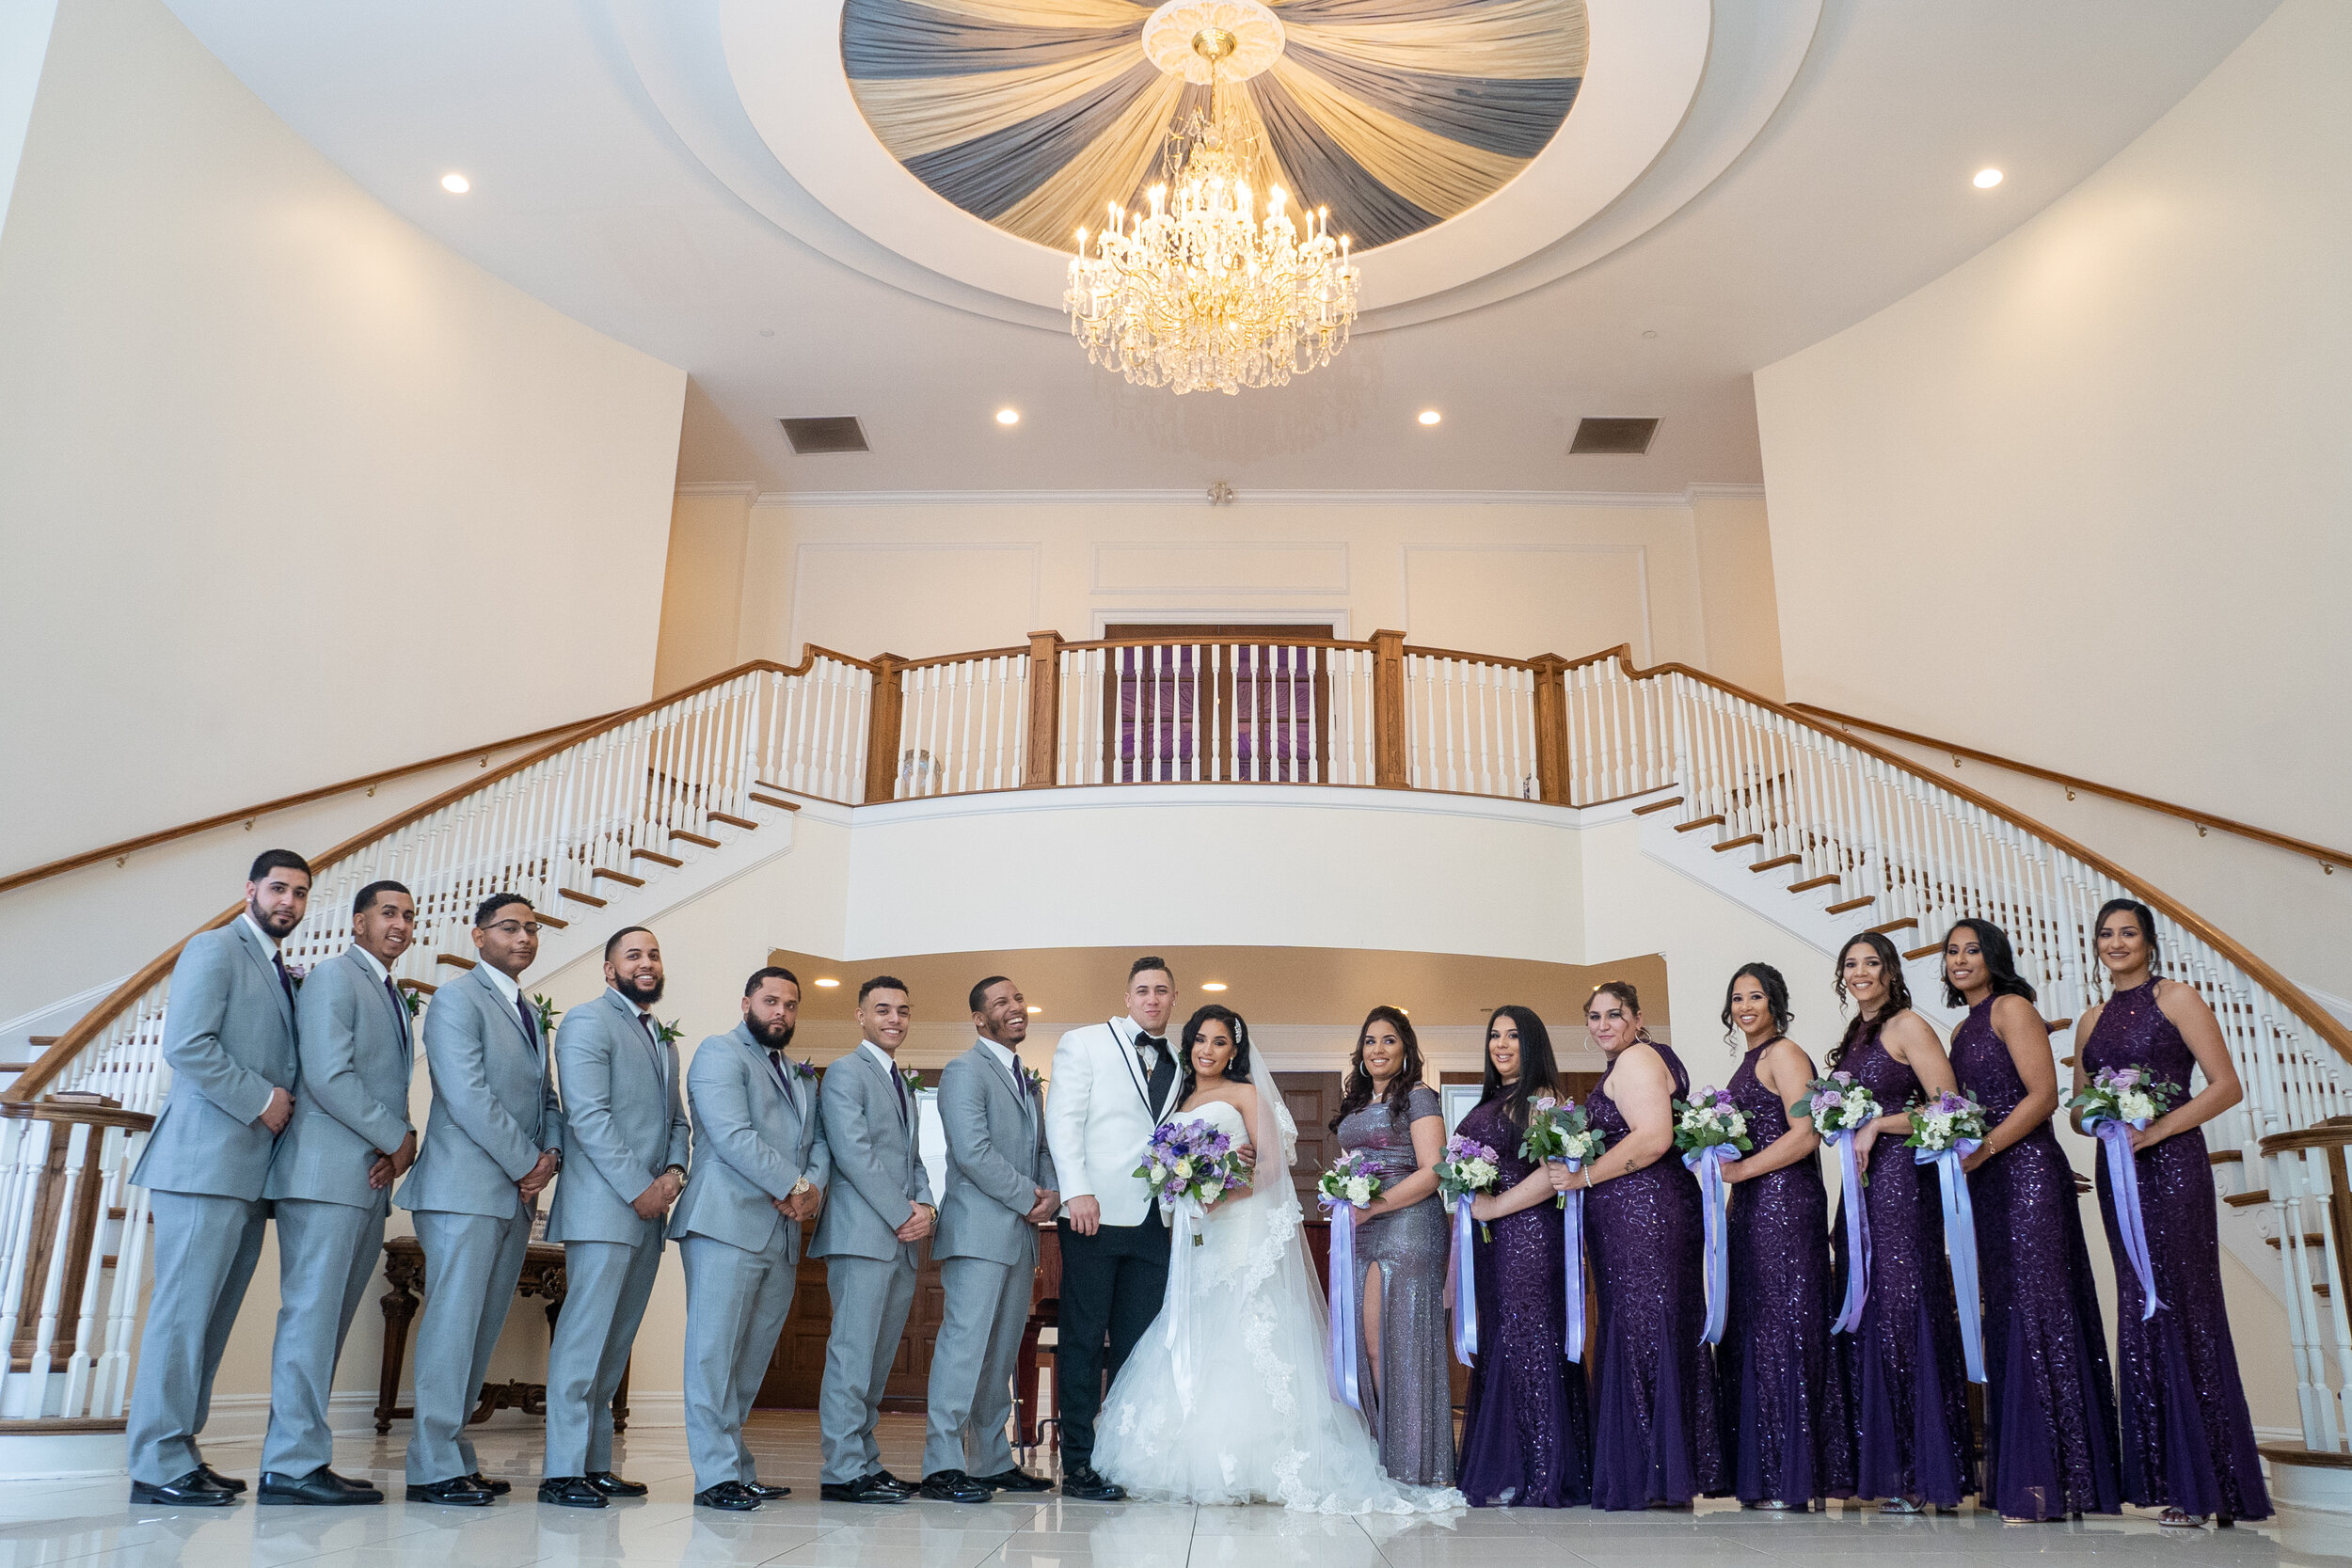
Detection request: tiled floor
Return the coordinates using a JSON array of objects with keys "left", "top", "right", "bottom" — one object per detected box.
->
[{"left": 5, "top": 1416, "right": 2344, "bottom": 1568}]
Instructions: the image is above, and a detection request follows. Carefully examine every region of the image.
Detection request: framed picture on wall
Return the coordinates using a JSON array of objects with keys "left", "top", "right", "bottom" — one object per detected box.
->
[{"left": 1440, "top": 1083, "right": 1482, "bottom": 1134}]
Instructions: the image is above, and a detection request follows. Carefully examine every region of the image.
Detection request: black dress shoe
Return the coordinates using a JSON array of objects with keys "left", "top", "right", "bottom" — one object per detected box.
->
[
  {"left": 131, "top": 1470, "right": 236, "bottom": 1507},
  {"left": 818, "top": 1473, "right": 908, "bottom": 1505},
  {"left": 1058, "top": 1465, "right": 1125, "bottom": 1502},
  {"left": 325, "top": 1468, "right": 384, "bottom": 1497},
  {"left": 537, "top": 1476, "right": 608, "bottom": 1509},
  {"left": 197, "top": 1464, "right": 247, "bottom": 1494},
  {"left": 696, "top": 1481, "right": 762, "bottom": 1511},
  {"left": 744, "top": 1481, "right": 792, "bottom": 1499},
  {"left": 406, "top": 1477, "right": 493, "bottom": 1507},
  {"left": 872, "top": 1468, "right": 917, "bottom": 1495},
  {"left": 585, "top": 1471, "right": 648, "bottom": 1497},
  {"left": 920, "top": 1470, "right": 993, "bottom": 1504},
  {"left": 468, "top": 1471, "right": 512, "bottom": 1496},
  {"left": 975, "top": 1467, "right": 1054, "bottom": 1493},
  {"left": 258, "top": 1468, "right": 383, "bottom": 1506}
]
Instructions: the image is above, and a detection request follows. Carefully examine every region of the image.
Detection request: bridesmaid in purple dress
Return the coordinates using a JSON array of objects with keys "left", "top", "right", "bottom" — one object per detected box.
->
[
  {"left": 1455, "top": 1006, "right": 1590, "bottom": 1507},
  {"left": 2074, "top": 897, "right": 2269, "bottom": 1527},
  {"left": 1560, "top": 981, "right": 1723, "bottom": 1510},
  {"left": 1715, "top": 964, "right": 1852, "bottom": 1510},
  {"left": 1827, "top": 932, "right": 1974, "bottom": 1513},
  {"left": 1943, "top": 919, "right": 2122, "bottom": 1521}
]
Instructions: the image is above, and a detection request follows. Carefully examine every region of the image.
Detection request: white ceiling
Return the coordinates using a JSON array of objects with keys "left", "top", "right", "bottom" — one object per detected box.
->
[{"left": 164, "top": 0, "right": 2275, "bottom": 497}]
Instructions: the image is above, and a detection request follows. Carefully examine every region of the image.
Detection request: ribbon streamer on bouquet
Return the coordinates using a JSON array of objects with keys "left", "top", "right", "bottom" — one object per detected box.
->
[
  {"left": 2091, "top": 1117, "right": 2166, "bottom": 1321},
  {"left": 1916, "top": 1139, "right": 1987, "bottom": 1382},
  {"left": 1450, "top": 1195, "right": 1479, "bottom": 1366},
  {"left": 1827, "top": 1131, "right": 1871, "bottom": 1334},
  {"left": 1163, "top": 1195, "right": 1204, "bottom": 1410},
  {"left": 1561, "top": 1160, "right": 1587, "bottom": 1364},
  {"left": 1684, "top": 1145, "right": 1736, "bottom": 1345},
  {"left": 1325, "top": 1199, "right": 1362, "bottom": 1409}
]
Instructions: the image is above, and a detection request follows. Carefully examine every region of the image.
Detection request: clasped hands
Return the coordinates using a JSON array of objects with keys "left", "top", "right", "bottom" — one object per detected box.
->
[
  {"left": 630, "top": 1165, "right": 686, "bottom": 1220},
  {"left": 366, "top": 1131, "right": 420, "bottom": 1191},
  {"left": 771, "top": 1182, "right": 824, "bottom": 1227}
]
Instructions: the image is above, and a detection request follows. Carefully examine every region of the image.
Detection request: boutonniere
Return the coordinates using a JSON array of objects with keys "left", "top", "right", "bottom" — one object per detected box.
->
[
  {"left": 898, "top": 1067, "right": 923, "bottom": 1096},
  {"left": 653, "top": 1018, "right": 683, "bottom": 1047},
  {"left": 1024, "top": 1066, "right": 1043, "bottom": 1095},
  {"left": 285, "top": 962, "right": 310, "bottom": 990},
  {"left": 793, "top": 1057, "right": 818, "bottom": 1082},
  {"left": 401, "top": 988, "right": 426, "bottom": 1019},
  {"left": 531, "top": 994, "right": 561, "bottom": 1034}
]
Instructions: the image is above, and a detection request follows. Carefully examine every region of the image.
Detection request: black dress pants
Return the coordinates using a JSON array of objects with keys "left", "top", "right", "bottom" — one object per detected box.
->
[{"left": 1054, "top": 1211, "right": 1169, "bottom": 1468}]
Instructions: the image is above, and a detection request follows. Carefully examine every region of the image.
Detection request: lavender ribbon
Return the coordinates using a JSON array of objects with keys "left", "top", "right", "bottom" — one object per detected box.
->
[
  {"left": 2092, "top": 1117, "right": 2166, "bottom": 1321},
  {"left": 1827, "top": 1131, "right": 1871, "bottom": 1334},
  {"left": 1684, "top": 1146, "right": 1736, "bottom": 1345},
  {"left": 1560, "top": 1160, "right": 1587, "bottom": 1364},
  {"left": 1917, "top": 1140, "right": 1987, "bottom": 1382},
  {"left": 1164, "top": 1196, "right": 1203, "bottom": 1410},
  {"left": 1326, "top": 1201, "right": 1362, "bottom": 1409},
  {"left": 1450, "top": 1195, "right": 1479, "bottom": 1366}
]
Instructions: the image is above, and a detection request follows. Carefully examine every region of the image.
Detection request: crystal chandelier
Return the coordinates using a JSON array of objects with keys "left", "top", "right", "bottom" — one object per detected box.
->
[{"left": 1064, "top": 24, "right": 1359, "bottom": 396}]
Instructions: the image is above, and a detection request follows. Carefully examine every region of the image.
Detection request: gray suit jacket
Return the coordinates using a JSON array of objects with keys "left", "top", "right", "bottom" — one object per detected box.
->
[
  {"left": 132, "top": 918, "right": 299, "bottom": 1200},
  {"left": 932, "top": 1042, "right": 1055, "bottom": 1264},
  {"left": 396, "top": 965, "right": 561, "bottom": 1217},
  {"left": 546, "top": 989, "right": 691, "bottom": 1244},
  {"left": 264, "top": 945, "right": 415, "bottom": 1208},
  {"left": 807, "top": 1046, "right": 931, "bottom": 1264},
  {"left": 669, "top": 1022, "right": 831, "bottom": 1260}
]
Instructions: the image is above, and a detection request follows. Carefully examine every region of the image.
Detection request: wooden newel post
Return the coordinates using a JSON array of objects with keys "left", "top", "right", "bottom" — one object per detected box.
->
[
  {"left": 1531, "top": 654, "right": 1570, "bottom": 805},
  {"left": 1371, "top": 628, "right": 1407, "bottom": 790},
  {"left": 864, "top": 654, "right": 905, "bottom": 804},
  {"left": 1024, "top": 630, "right": 1063, "bottom": 788}
]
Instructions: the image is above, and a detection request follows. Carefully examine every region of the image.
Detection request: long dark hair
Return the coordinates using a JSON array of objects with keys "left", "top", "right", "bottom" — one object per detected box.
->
[
  {"left": 2093, "top": 897, "right": 2163, "bottom": 981},
  {"left": 1940, "top": 919, "right": 2038, "bottom": 1008},
  {"left": 1330, "top": 1005, "right": 1425, "bottom": 1132},
  {"left": 1177, "top": 1004, "right": 1253, "bottom": 1105},
  {"left": 1721, "top": 962, "right": 1793, "bottom": 1048},
  {"left": 1829, "top": 931, "right": 1913, "bottom": 1068},
  {"left": 1481, "top": 1005, "right": 1559, "bottom": 1131}
]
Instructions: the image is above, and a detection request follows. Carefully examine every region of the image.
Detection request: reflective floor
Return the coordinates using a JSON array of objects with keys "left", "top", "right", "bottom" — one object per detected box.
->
[{"left": 5, "top": 1415, "right": 2344, "bottom": 1568}]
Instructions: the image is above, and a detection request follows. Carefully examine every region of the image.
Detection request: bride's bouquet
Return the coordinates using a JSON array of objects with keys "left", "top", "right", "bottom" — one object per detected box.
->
[
  {"left": 1136, "top": 1119, "right": 1249, "bottom": 1246},
  {"left": 1520, "top": 1093, "right": 1604, "bottom": 1208},
  {"left": 1317, "top": 1149, "right": 1383, "bottom": 1212},
  {"left": 1435, "top": 1135, "right": 1502, "bottom": 1241}
]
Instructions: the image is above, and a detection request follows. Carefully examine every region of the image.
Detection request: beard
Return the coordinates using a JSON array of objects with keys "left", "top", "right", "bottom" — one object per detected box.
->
[
  {"left": 618, "top": 972, "right": 665, "bottom": 1006},
  {"left": 249, "top": 897, "right": 299, "bottom": 938},
  {"left": 748, "top": 1015, "right": 795, "bottom": 1051}
]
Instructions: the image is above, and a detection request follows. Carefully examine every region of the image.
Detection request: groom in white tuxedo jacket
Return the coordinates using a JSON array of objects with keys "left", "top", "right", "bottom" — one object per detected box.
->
[{"left": 1043, "top": 957, "right": 1184, "bottom": 1502}]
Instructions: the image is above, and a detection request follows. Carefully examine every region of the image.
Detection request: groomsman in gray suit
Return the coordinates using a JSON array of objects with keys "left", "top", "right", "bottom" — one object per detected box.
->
[
  {"left": 537, "top": 927, "right": 690, "bottom": 1509},
  {"left": 396, "top": 893, "right": 562, "bottom": 1505},
  {"left": 671, "top": 966, "right": 830, "bottom": 1511},
  {"left": 256, "top": 879, "right": 420, "bottom": 1506},
  {"left": 920, "top": 975, "right": 1058, "bottom": 1502},
  {"left": 127, "top": 849, "right": 310, "bottom": 1506},
  {"left": 811, "top": 976, "right": 933, "bottom": 1504}
]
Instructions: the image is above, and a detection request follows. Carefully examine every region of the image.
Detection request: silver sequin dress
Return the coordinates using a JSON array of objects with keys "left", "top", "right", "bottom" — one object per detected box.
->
[{"left": 1336, "top": 1085, "right": 1456, "bottom": 1487}]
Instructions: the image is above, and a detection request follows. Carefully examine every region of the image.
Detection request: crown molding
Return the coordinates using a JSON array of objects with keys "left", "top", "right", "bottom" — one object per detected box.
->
[
  {"left": 743, "top": 487, "right": 1751, "bottom": 510},
  {"left": 673, "top": 481, "right": 759, "bottom": 500},
  {"left": 1684, "top": 483, "right": 1767, "bottom": 500}
]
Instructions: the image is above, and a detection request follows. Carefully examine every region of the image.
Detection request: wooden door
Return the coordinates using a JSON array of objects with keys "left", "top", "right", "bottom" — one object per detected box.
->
[{"left": 1276, "top": 1070, "right": 1343, "bottom": 1294}]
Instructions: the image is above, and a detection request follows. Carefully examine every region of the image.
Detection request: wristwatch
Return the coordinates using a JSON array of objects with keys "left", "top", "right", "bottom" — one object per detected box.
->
[{"left": 664, "top": 1163, "right": 687, "bottom": 1187}]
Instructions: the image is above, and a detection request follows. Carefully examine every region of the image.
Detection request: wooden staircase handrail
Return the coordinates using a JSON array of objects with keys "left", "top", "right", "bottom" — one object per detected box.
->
[
  {"left": 1576, "top": 643, "right": 2352, "bottom": 1070},
  {"left": 1788, "top": 701, "right": 2350, "bottom": 872},
  {"left": 2, "top": 645, "right": 869, "bottom": 1106},
  {"left": 1054, "top": 633, "right": 1379, "bottom": 655}
]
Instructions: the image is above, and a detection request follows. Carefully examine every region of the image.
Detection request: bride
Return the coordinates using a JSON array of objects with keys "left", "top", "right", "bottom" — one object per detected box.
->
[{"left": 1092, "top": 1005, "right": 1463, "bottom": 1513}]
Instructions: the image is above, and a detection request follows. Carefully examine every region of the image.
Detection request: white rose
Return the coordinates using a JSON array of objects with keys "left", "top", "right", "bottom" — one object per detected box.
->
[
  {"left": 2120, "top": 1091, "right": 2154, "bottom": 1122},
  {"left": 1348, "top": 1178, "right": 1372, "bottom": 1204},
  {"left": 1174, "top": 1157, "right": 1193, "bottom": 1180}
]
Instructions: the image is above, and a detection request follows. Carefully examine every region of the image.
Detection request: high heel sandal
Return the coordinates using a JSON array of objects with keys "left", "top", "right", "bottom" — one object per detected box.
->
[
  {"left": 2158, "top": 1509, "right": 2207, "bottom": 1528},
  {"left": 1879, "top": 1495, "right": 1925, "bottom": 1515}
]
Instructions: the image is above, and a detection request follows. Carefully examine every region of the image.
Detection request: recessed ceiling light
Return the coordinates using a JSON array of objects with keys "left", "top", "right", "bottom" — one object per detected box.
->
[
  {"left": 1973, "top": 167, "right": 2003, "bottom": 189},
  {"left": 440, "top": 173, "right": 470, "bottom": 195},
  {"left": 1025, "top": 1006, "right": 1042, "bottom": 1014},
  {"left": 995, "top": 408, "right": 1020, "bottom": 425},
  {"left": 1201, "top": 982, "right": 1228, "bottom": 992},
  {"left": 814, "top": 977, "right": 840, "bottom": 989},
  {"left": 1416, "top": 409, "right": 1441, "bottom": 426}
]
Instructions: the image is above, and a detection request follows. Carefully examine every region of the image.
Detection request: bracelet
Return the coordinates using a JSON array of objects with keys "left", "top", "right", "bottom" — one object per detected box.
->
[{"left": 1582, "top": 1167, "right": 1595, "bottom": 1190}]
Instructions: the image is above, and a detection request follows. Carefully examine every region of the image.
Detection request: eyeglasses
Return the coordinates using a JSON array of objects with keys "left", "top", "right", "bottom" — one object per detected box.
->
[{"left": 485, "top": 921, "right": 543, "bottom": 937}]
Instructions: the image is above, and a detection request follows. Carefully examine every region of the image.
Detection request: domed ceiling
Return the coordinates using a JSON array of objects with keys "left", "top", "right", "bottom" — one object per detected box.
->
[{"left": 840, "top": 0, "right": 1589, "bottom": 253}]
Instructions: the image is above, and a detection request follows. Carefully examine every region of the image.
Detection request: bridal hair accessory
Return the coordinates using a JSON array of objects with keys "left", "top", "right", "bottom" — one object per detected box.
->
[
  {"left": 1435, "top": 1135, "right": 1500, "bottom": 1366},
  {"left": 1672, "top": 1086, "right": 1753, "bottom": 1346},
  {"left": 1318, "top": 1151, "right": 1384, "bottom": 1409},
  {"left": 2070, "top": 1065, "right": 2181, "bottom": 1321},
  {"left": 1520, "top": 1094, "right": 1603, "bottom": 1361},
  {"left": 1800, "top": 1069, "right": 1882, "bottom": 1333},
  {"left": 1906, "top": 1088, "right": 1990, "bottom": 1381}
]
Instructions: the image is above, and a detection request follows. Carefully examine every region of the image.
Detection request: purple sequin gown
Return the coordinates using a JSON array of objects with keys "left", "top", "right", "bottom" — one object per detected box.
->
[
  {"left": 1586, "top": 1042, "right": 1724, "bottom": 1509},
  {"left": 1830, "top": 1023, "right": 1973, "bottom": 1506},
  {"left": 1455, "top": 1096, "right": 1591, "bottom": 1507},
  {"left": 2082, "top": 981, "right": 2271, "bottom": 1520},
  {"left": 1950, "top": 1000, "right": 2122, "bottom": 1517},
  {"left": 1718, "top": 1043, "right": 1853, "bottom": 1506}
]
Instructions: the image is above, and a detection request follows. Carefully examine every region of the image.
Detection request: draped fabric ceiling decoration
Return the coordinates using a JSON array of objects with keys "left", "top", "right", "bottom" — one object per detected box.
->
[{"left": 842, "top": 0, "right": 1589, "bottom": 253}]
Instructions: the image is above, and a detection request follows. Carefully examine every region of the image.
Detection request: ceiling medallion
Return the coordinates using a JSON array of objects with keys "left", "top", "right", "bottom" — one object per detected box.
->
[{"left": 1064, "top": 0, "right": 1358, "bottom": 396}]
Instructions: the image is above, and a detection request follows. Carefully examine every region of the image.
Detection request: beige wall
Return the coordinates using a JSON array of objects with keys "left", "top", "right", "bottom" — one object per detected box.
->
[
  {"left": 654, "top": 488, "right": 1785, "bottom": 688},
  {"left": 1755, "top": 0, "right": 2350, "bottom": 849},
  {"left": 0, "top": 0, "right": 687, "bottom": 871}
]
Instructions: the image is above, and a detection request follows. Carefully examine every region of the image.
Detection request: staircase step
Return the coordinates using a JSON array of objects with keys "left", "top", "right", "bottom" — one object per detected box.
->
[
  {"left": 591, "top": 866, "right": 646, "bottom": 888},
  {"left": 559, "top": 888, "right": 609, "bottom": 908},
  {"left": 1824, "top": 895, "right": 1876, "bottom": 915},
  {"left": 1867, "top": 917, "right": 1919, "bottom": 936},
  {"left": 2044, "top": 1017, "right": 2073, "bottom": 1034},
  {"left": 747, "top": 793, "right": 799, "bottom": 812},
  {"left": 28, "top": 1037, "right": 56, "bottom": 1049},
  {"left": 671, "top": 830, "right": 720, "bottom": 849},
  {"left": 1675, "top": 816, "right": 1725, "bottom": 833},
  {"left": 707, "top": 812, "right": 758, "bottom": 831},
  {"left": 436, "top": 954, "right": 476, "bottom": 970},
  {"left": 630, "top": 847, "right": 684, "bottom": 869},
  {"left": 2211, "top": 1149, "right": 2245, "bottom": 1165},
  {"left": 0, "top": 1064, "right": 31, "bottom": 1073},
  {"left": 1750, "top": 854, "right": 1802, "bottom": 873},
  {"left": 398, "top": 979, "right": 437, "bottom": 997},
  {"left": 1712, "top": 834, "right": 1764, "bottom": 854},
  {"left": 1629, "top": 797, "right": 1684, "bottom": 816},
  {"left": 2224, "top": 1190, "right": 2270, "bottom": 1209},
  {"left": 534, "top": 911, "right": 569, "bottom": 929},
  {"left": 2265, "top": 1233, "right": 2328, "bottom": 1250},
  {"left": 1788, "top": 875, "right": 1840, "bottom": 894},
  {"left": 1904, "top": 941, "right": 1943, "bottom": 961}
]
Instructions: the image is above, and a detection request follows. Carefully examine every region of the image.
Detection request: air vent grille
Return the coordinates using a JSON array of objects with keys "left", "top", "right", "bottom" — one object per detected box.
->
[
  {"left": 1569, "top": 417, "right": 1660, "bottom": 455},
  {"left": 780, "top": 417, "right": 870, "bottom": 454}
]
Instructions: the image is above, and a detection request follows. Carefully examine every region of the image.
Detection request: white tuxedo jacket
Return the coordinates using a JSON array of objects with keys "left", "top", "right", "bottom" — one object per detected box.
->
[{"left": 1045, "top": 1018, "right": 1183, "bottom": 1229}]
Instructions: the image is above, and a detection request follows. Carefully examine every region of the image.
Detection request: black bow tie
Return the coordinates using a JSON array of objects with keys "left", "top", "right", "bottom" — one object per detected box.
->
[{"left": 1136, "top": 1035, "right": 1166, "bottom": 1053}]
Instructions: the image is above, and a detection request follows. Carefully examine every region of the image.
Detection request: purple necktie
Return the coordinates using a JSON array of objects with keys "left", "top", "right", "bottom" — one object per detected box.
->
[
  {"left": 892, "top": 1065, "right": 909, "bottom": 1124},
  {"left": 518, "top": 994, "right": 538, "bottom": 1050},
  {"left": 387, "top": 976, "right": 410, "bottom": 1046},
  {"left": 273, "top": 951, "right": 295, "bottom": 1007}
]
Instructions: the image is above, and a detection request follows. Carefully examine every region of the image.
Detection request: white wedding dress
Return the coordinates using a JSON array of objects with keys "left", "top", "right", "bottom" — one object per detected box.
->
[{"left": 1092, "top": 1084, "right": 1463, "bottom": 1513}]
